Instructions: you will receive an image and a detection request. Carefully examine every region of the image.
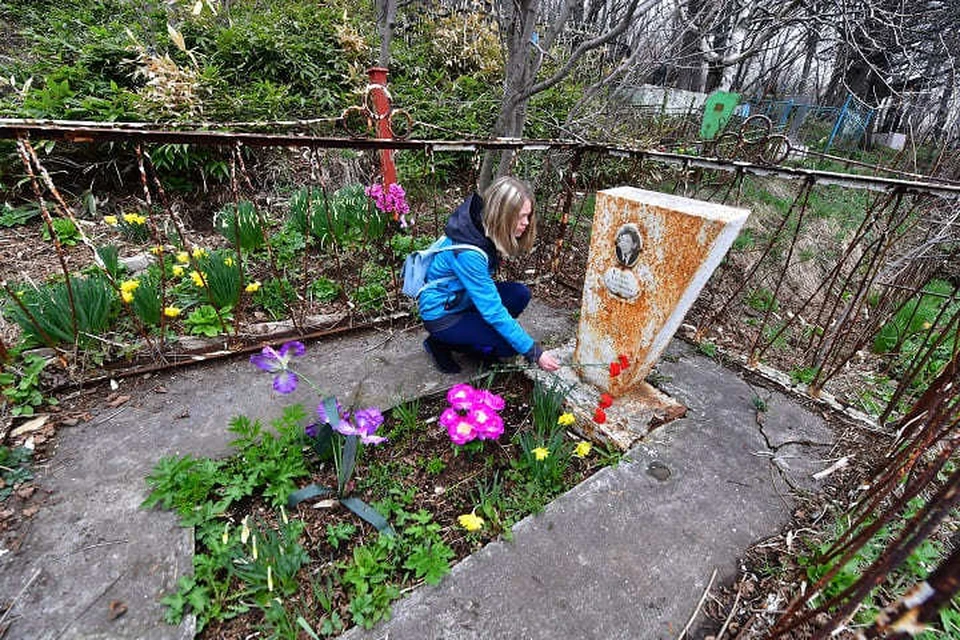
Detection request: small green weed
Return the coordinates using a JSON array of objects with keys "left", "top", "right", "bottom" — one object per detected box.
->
[
  {"left": 0, "top": 445, "right": 33, "bottom": 501},
  {"left": 308, "top": 277, "right": 340, "bottom": 304},
  {"left": 184, "top": 305, "right": 232, "bottom": 337},
  {"left": 746, "top": 287, "right": 778, "bottom": 313},
  {"left": 42, "top": 217, "right": 81, "bottom": 246},
  {"left": 790, "top": 366, "right": 818, "bottom": 385},
  {"left": 698, "top": 341, "right": 718, "bottom": 358},
  {"left": 0, "top": 203, "right": 40, "bottom": 227},
  {"left": 326, "top": 522, "right": 357, "bottom": 550},
  {"left": 0, "top": 352, "right": 56, "bottom": 417}
]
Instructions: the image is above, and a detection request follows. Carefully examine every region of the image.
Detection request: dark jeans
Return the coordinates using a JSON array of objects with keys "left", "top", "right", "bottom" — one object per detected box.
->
[{"left": 427, "top": 282, "right": 531, "bottom": 357}]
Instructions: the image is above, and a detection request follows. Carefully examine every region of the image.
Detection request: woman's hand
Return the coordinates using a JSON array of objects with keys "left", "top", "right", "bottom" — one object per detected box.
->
[{"left": 538, "top": 351, "right": 560, "bottom": 371}]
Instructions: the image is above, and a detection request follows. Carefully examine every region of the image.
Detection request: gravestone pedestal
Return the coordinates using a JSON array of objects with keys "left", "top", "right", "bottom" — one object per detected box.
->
[{"left": 563, "top": 187, "right": 749, "bottom": 448}]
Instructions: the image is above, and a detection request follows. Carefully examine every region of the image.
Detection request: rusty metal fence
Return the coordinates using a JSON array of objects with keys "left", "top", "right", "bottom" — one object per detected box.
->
[{"left": 2, "top": 119, "right": 960, "bottom": 635}]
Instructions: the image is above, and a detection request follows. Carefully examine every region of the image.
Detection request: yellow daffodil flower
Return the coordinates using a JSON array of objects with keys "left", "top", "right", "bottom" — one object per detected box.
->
[
  {"left": 223, "top": 256, "right": 234, "bottom": 267},
  {"left": 120, "top": 279, "right": 140, "bottom": 294},
  {"left": 458, "top": 511, "right": 484, "bottom": 532},
  {"left": 191, "top": 246, "right": 206, "bottom": 259},
  {"left": 190, "top": 270, "right": 206, "bottom": 287},
  {"left": 175, "top": 251, "right": 190, "bottom": 264},
  {"left": 557, "top": 412, "right": 575, "bottom": 427},
  {"left": 163, "top": 306, "right": 181, "bottom": 318},
  {"left": 244, "top": 281, "right": 261, "bottom": 293},
  {"left": 121, "top": 290, "right": 134, "bottom": 304},
  {"left": 150, "top": 245, "right": 165, "bottom": 255},
  {"left": 122, "top": 212, "right": 138, "bottom": 224},
  {"left": 103, "top": 215, "right": 118, "bottom": 226},
  {"left": 574, "top": 441, "right": 592, "bottom": 458},
  {"left": 172, "top": 265, "right": 184, "bottom": 277},
  {"left": 532, "top": 446, "right": 550, "bottom": 461}
]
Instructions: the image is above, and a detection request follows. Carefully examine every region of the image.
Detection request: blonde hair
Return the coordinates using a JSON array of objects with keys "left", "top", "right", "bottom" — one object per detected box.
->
[{"left": 482, "top": 176, "right": 537, "bottom": 257}]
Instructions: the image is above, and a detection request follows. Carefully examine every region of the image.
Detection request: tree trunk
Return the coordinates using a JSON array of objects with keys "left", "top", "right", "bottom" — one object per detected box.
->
[{"left": 377, "top": 0, "right": 398, "bottom": 68}]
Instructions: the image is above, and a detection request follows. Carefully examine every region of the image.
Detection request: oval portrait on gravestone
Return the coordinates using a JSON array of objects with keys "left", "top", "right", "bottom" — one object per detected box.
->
[{"left": 614, "top": 224, "right": 642, "bottom": 268}]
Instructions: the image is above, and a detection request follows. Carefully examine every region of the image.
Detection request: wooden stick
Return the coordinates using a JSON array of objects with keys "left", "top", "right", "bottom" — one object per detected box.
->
[{"left": 677, "top": 567, "right": 719, "bottom": 640}]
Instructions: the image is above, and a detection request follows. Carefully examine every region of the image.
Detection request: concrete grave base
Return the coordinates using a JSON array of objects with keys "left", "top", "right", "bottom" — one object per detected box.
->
[{"left": 529, "top": 341, "right": 687, "bottom": 451}]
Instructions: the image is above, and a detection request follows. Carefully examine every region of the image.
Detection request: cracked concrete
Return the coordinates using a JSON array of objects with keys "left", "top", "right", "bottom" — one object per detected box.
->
[{"left": 340, "top": 340, "right": 835, "bottom": 640}]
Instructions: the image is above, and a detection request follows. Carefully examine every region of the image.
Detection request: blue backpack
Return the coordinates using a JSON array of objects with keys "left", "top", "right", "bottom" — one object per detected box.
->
[{"left": 401, "top": 236, "right": 487, "bottom": 299}]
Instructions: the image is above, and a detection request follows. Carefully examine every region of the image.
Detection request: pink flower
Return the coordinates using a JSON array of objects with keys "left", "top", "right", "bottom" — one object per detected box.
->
[
  {"left": 475, "top": 389, "right": 505, "bottom": 411},
  {"left": 446, "top": 383, "right": 479, "bottom": 410},
  {"left": 440, "top": 407, "right": 477, "bottom": 445},
  {"left": 470, "top": 406, "right": 504, "bottom": 440}
]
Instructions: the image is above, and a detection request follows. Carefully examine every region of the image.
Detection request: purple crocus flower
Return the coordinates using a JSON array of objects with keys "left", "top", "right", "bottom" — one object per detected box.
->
[
  {"left": 249, "top": 341, "right": 306, "bottom": 394},
  {"left": 332, "top": 406, "right": 387, "bottom": 445}
]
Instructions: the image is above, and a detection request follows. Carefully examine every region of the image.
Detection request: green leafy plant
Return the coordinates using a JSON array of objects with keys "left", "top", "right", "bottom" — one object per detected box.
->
[
  {"left": 308, "top": 277, "right": 340, "bottom": 304},
  {"left": 515, "top": 378, "right": 574, "bottom": 493},
  {"left": 790, "top": 366, "right": 819, "bottom": 385},
  {"left": 184, "top": 304, "right": 232, "bottom": 337},
  {"left": 0, "top": 202, "right": 40, "bottom": 227},
  {"left": 254, "top": 278, "right": 297, "bottom": 320},
  {"left": 41, "top": 217, "right": 81, "bottom": 246},
  {"left": 326, "top": 522, "right": 357, "bottom": 550},
  {"left": 128, "top": 274, "right": 163, "bottom": 326},
  {"left": 215, "top": 200, "right": 266, "bottom": 250},
  {"left": 0, "top": 352, "right": 56, "bottom": 417},
  {"left": 746, "top": 287, "right": 778, "bottom": 312},
  {"left": 698, "top": 341, "right": 718, "bottom": 358},
  {"left": 288, "top": 184, "right": 385, "bottom": 249}
]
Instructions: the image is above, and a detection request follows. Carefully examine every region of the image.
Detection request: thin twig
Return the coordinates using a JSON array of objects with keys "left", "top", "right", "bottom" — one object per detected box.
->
[
  {"left": 58, "top": 539, "right": 129, "bottom": 559},
  {"left": 0, "top": 568, "right": 41, "bottom": 629},
  {"left": 717, "top": 580, "right": 744, "bottom": 640},
  {"left": 676, "top": 567, "right": 719, "bottom": 640}
]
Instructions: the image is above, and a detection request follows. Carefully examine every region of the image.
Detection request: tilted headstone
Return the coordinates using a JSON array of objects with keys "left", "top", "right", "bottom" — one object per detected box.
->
[{"left": 575, "top": 187, "right": 749, "bottom": 395}]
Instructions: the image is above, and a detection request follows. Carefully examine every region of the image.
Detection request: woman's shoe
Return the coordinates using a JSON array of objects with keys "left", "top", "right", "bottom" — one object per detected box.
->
[{"left": 423, "top": 337, "right": 461, "bottom": 374}]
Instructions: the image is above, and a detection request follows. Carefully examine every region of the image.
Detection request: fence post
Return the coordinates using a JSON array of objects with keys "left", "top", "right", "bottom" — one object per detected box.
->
[{"left": 367, "top": 66, "right": 397, "bottom": 186}]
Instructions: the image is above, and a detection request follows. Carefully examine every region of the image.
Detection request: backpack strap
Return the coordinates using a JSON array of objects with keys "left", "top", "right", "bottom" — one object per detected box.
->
[{"left": 416, "top": 238, "right": 488, "bottom": 297}]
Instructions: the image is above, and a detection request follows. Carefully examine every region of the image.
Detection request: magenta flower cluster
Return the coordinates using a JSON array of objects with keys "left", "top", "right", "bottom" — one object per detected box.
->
[
  {"left": 309, "top": 399, "right": 387, "bottom": 446},
  {"left": 365, "top": 182, "right": 411, "bottom": 228},
  {"left": 439, "top": 383, "right": 506, "bottom": 445}
]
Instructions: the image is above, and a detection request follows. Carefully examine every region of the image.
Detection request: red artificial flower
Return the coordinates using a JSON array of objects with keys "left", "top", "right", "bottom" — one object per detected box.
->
[
  {"left": 609, "top": 362, "right": 621, "bottom": 377},
  {"left": 618, "top": 354, "right": 630, "bottom": 369},
  {"left": 593, "top": 408, "right": 607, "bottom": 424},
  {"left": 598, "top": 393, "right": 614, "bottom": 409}
]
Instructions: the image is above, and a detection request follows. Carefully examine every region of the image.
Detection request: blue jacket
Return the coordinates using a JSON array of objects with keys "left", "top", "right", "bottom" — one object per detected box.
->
[{"left": 418, "top": 193, "right": 537, "bottom": 359}]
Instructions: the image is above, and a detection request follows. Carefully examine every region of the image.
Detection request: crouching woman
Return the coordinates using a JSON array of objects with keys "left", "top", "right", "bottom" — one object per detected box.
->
[{"left": 418, "top": 176, "right": 560, "bottom": 374}]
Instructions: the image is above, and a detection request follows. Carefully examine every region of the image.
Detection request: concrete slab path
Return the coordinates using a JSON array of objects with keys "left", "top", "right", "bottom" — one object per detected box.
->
[{"left": 0, "top": 301, "right": 833, "bottom": 639}]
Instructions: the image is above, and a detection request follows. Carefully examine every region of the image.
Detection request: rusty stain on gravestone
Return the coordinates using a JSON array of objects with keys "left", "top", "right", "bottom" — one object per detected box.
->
[{"left": 566, "top": 187, "right": 749, "bottom": 445}]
